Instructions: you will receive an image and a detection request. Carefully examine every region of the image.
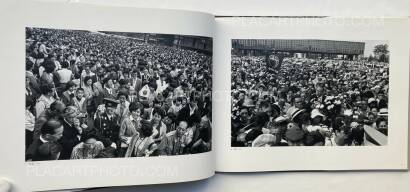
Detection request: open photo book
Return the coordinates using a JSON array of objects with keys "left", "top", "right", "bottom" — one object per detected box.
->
[{"left": 0, "top": 1, "right": 409, "bottom": 191}]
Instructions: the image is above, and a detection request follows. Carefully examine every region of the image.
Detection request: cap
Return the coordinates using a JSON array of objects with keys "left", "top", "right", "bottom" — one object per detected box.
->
[
  {"left": 104, "top": 98, "right": 119, "bottom": 108},
  {"left": 242, "top": 98, "right": 256, "bottom": 108}
]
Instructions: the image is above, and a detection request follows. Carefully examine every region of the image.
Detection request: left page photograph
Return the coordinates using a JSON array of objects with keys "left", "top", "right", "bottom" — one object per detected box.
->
[{"left": 0, "top": 1, "right": 214, "bottom": 191}]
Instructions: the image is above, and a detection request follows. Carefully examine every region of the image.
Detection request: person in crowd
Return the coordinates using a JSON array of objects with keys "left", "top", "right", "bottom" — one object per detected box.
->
[
  {"left": 55, "top": 60, "right": 73, "bottom": 87},
  {"left": 190, "top": 115, "right": 212, "bottom": 153},
  {"left": 61, "top": 81, "right": 77, "bottom": 106},
  {"left": 231, "top": 107, "right": 251, "bottom": 147},
  {"left": 26, "top": 59, "right": 40, "bottom": 97},
  {"left": 158, "top": 121, "right": 190, "bottom": 156},
  {"left": 26, "top": 118, "right": 64, "bottom": 161},
  {"left": 376, "top": 117, "right": 388, "bottom": 136},
  {"left": 95, "top": 77, "right": 116, "bottom": 106},
  {"left": 59, "top": 106, "right": 84, "bottom": 159},
  {"left": 168, "top": 97, "right": 183, "bottom": 116},
  {"left": 39, "top": 59, "right": 56, "bottom": 87},
  {"left": 33, "top": 100, "right": 66, "bottom": 140},
  {"left": 163, "top": 113, "right": 177, "bottom": 133},
  {"left": 92, "top": 73, "right": 105, "bottom": 98},
  {"left": 118, "top": 101, "right": 143, "bottom": 156},
  {"left": 80, "top": 63, "right": 96, "bottom": 86},
  {"left": 82, "top": 76, "right": 95, "bottom": 99},
  {"left": 70, "top": 132, "right": 105, "bottom": 159},
  {"left": 156, "top": 74, "right": 169, "bottom": 94},
  {"left": 130, "top": 69, "right": 143, "bottom": 95},
  {"left": 116, "top": 92, "right": 130, "bottom": 124},
  {"left": 94, "top": 98, "right": 120, "bottom": 150},
  {"left": 285, "top": 124, "right": 305, "bottom": 146},
  {"left": 177, "top": 94, "right": 201, "bottom": 128},
  {"left": 71, "top": 87, "right": 87, "bottom": 114},
  {"left": 26, "top": 77, "right": 39, "bottom": 106},
  {"left": 151, "top": 107, "right": 167, "bottom": 143},
  {"left": 241, "top": 112, "right": 270, "bottom": 145},
  {"left": 125, "top": 120, "right": 158, "bottom": 157},
  {"left": 26, "top": 96, "right": 36, "bottom": 149},
  {"left": 35, "top": 84, "right": 56, "bottom": 118}
]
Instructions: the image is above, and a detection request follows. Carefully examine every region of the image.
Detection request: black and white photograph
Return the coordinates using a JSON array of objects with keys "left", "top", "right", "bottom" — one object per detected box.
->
[
  {"left": 25, "top": 27, "right": 212, "bottom": 161},
  {"left": 231, "top": 39, "right": 389, "bottom": 147}
]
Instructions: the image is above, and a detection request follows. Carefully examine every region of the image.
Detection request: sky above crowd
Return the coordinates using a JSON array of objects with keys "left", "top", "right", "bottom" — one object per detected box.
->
[{"left": 363, "top": 40, "right": 389, "bottom": 57}]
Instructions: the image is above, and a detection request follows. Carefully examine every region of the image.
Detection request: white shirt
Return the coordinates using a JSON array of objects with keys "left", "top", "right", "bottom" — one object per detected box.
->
[
  {"left": 54, "top": 61, "right": 61, "bottom": 71},
  {"left": 189, "top": 105, "right": 197, "bottom": 116},
  {"left": 185, "top": 127, "right": 194, "bottom": 145},
  {"left": 156, "top": 79, "right": 169, "bottom": 93},
  {"left": 174, "top": 86, "right": 185, "bottom": 97},
  {"left": 25, "top": 110, "right": 35, "bottom": 131},
  {"left": 56, "top": 68, "right": 72, "bottom": 83},
  {"left": 35, "top": 95, "right": 55, "bottom": 118},
  {"left": 81, "top": 70, "right": 95, "bottom": 79},
  {"left": 130, "top": 78, "right": 138, "bottom": 91},
  {"left": 39, "top": 43, "right": 47, "bottom": 52},
  {"left": 105, "top": 87, "right": 113, "bottom": 95},
  {"left": 170, "top": 70, "right": 178, "bottom": 78},
  {"left": 39, "top": 66, "right": 45, "bottom": 77}
]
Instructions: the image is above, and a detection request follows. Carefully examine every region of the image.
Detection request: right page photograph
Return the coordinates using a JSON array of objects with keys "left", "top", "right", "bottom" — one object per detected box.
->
[
  {"left": 214, "top": 17, "right": 410, "bottom": 172},
  {"left": 230, "top": 39, "right": 389, "bottom": 147}
]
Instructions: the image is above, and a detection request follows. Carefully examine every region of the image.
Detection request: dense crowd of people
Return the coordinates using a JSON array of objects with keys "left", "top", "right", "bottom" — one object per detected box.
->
[
  {"left": 231, "top": 54, "right": 389, "bottom": 147},
  {"left": 25, "top": 27, "right": 212, "bottom": 161}
]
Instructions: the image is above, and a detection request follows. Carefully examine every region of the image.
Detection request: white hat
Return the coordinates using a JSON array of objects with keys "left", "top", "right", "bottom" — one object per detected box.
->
[
  {"left": 274, "top": 116, "right": 287, "bottom": 123},
  {"left": 368, "top": 98, "right": 376, "bottom": 104},
  {"left": 286, "top": 107, "right": 305, "bottom": 121},
  {"left": 311, "top": 109, "right": 325, "bottom": 119},
  {"left": 378, "top": 108, "right": 388, "bottom": 117},
  {"left": 252, "top": 134, "right": 278, "bottom": 147}
]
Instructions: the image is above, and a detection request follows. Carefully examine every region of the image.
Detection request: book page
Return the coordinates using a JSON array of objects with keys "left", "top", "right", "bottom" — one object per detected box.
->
[
  {"left": 214, "top": 17, "right": 409, "bottom": 172},
  {"left": 0, "top": 1, "right": 215, "bottom": 191}
]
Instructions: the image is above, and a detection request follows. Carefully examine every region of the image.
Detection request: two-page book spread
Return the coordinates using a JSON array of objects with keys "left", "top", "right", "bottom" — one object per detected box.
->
[{"left": 0, "top": 1, "right": 409, "bottom": 191}]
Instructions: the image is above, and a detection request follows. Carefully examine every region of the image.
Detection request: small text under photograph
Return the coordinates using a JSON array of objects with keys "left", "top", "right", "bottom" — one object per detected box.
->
[
  {"left": 25, "top": 27, "right": 212, "bottom": 161},
  {"left": 231, "top": 39, "right": 389, "bottom": 147}
]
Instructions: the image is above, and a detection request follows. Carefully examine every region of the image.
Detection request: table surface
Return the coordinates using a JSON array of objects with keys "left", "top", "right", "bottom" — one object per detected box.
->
[
  {"left": 84, "top": 170, "right": 410, "bottom": 192},
  {"left": 76, "top": 0, "right": 410, "bottom": 16}
]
